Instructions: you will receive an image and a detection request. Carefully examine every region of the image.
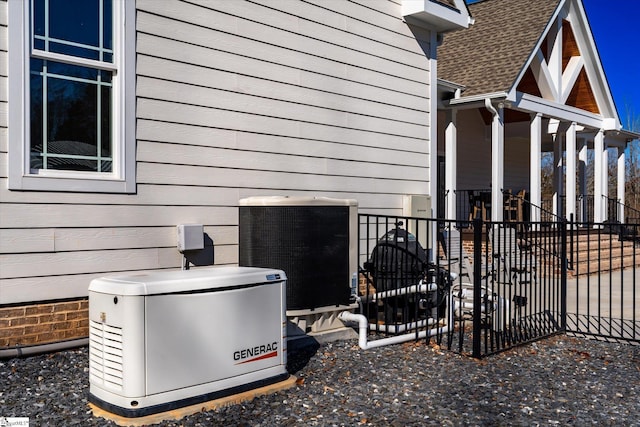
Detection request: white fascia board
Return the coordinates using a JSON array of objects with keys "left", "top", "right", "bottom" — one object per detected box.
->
[
  {"left": 437, "top": 78, "right": 466, "bottom": 92},
  {"left": 446, "top": 92, "right": 507, "bottom": 109},
  {"left": 515, "top": 93, "right": 605, "bottom": 129},
  {"left": 403, "top": 0, "right": 471, "bottom": 32}
]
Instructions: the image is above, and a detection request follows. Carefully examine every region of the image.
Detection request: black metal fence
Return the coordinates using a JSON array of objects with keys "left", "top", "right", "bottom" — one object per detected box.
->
[
  {"left": 356, "top": 213, "right": 639, "bottom": 358},
  {"left": 564, "top": 221, "right": 639, "bottom": 344}
]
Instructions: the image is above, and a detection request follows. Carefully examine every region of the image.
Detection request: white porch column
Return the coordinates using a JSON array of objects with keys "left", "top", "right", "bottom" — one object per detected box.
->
[
  {"left": 530, "top": 113, "right": 542, "bottom": 223},
  {"left": 444, "top": 109, "right": 457, "bottom": 220},
  {"left": 593, "top": 129, "right": 605, "bottom": 223},
  {"left": 553, "top": 132, "right": 564, "bottom": 218},
  {"left": 617, "top": 147, "right": 626, "bottom": 222},
  {"left": 565, "top": 122, "right": 577, "bottom": 221},
  {"left": 489, "top": 101, "right": 505, "bottom": 222},
  {"left": 603, "top": 141, "right": 610, "bottom": 221},
  {"left": 578, "top": 137, "right": 588, "bottom": 222}
]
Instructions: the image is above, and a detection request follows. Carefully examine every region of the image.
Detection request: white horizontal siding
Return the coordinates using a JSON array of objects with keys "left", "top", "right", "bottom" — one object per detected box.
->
[
  {"left": 0, "top": 50, "right": 6, "bottom": 77},
  {"left": 138, "top": 98, "right": 428, "bottom": 153},
  {"left": 0, "top": 0, "right": 6, "bottom": 26},
  {"left": 137, "top": 162, "right": 428, "bottom": 195},
  {"left": 2, "top": 248, "right": 178, "bottom": 279},
  {"left": 0, "top": 153, "right": 6, "bottom": 177},
  {"left": 456, "top": 109, "right": 492, "bottom": 190},
  {"left": 0, "top": 51, "right": 9, "bottom": 79},
  {"left": 136, "top": 10, "right": 429, "bottom": 96},
  {"left": 189, "top": 0, "right": 426, "bottom": 69},
  {"left": 302, "top": 0, "right": 409, "bottom": 35},
  {"left": 252, "top": 0, "right": 417, "bottom": 54},
  {"left": 137, "top": 120, "right": 428, "bottom": 166},
  {"left": 0, "top": 226, "right": 238, "bottom": 254},
  {"left": 136, "top": 33, "right": 429, "bottom": 110},
  {"left": 0, "top": 128, "right": 6, "bottom": 152},
  {"left": 0, "top": 0, "right": 5, "bottom": 164},
  {"left": 0, "top": 77, "right": 6, "bottom": 103},
  {"left": 1, "top": 274, "right": 129, "bottom": 304},
  {"left": 137, "top": 55, "right": 428, "bottom": 125},
  {"left": 1, "top": 244, "right": 235, "bottom": 279},
  {"left": 0, "top": 204, "right": 238, "bottom": 229},
  {"left": 1, "top": 0, "right": 6, "bottom": 234},
  {"left": 0, "top": 178, "right": 241, "bottom": 205},
  {"left": 0, "top": 248, "right": 237, "bottom": 304},
  {"left": 138, "top": 1, "right": 428, "bottom": 81},
  {"left": 137, "top": 139, "right": 426, "bottom": 181},
  {"left": 137, "top": 76, "right": 428, "bottom": 139},
  {"left": 0, "top": 96, "right": 6, "bottom": 128},
  {"left": 3, "top": 0, "right": 434, "bottom": 304}
]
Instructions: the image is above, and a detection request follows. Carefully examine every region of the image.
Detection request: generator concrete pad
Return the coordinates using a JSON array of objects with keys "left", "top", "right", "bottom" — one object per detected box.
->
[{"left": 89, "top": 375, "right": 298, "bottom": 426}]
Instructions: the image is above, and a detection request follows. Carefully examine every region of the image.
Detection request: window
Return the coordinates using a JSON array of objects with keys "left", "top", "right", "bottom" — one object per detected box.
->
[{"left": 8, "top": 0, "right": 135, "bottom": 193}]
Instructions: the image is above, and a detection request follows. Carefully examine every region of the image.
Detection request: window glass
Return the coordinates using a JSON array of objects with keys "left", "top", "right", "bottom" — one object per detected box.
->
[
  {"left": 48, "top": 0, "right": 100, "bottom": 47},
  {"left": 29, "top": 60, "right": 44, "bottom": 166},
  {"left": 29, "top": 0, "right": 114, "bottom": 173},
  {"left": 32, "top": 0, "right": 113, "bottom": 62},
  {"left": 30, "top": 59, "right": 113, "bottom": 172},
  {"left": 103, "top": 0, "right": 113, "bottom": 52}
]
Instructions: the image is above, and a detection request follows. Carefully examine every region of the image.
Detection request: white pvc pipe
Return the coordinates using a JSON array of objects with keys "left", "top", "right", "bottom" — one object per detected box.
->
[
  {"left": 338, "top": 311, "right": 452, "bottom": 350},
  {"left": 361, "top": 282, "right": 436, "bottom": 302},
  {"left": 368, "top": 318, "right": 437, "bottom": 334}
]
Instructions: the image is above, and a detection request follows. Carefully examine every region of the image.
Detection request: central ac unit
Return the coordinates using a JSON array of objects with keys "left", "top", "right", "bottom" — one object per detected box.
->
[{"left": 88, "top": 267, "right": 288, "bottom": 417}]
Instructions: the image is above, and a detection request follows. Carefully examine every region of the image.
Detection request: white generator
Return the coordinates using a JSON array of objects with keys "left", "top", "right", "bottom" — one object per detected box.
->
[{"left": 88, "top": 267, "right": 288, "bottom": 417}]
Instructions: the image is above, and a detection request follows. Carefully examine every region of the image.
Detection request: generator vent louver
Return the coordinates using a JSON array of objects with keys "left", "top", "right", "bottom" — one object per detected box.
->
[{"left": 89, "top": 320, "right": 124, "bottom": 391}]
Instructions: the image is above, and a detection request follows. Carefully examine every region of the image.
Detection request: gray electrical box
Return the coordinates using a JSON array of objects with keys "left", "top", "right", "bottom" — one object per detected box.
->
[{"left": 177, "top": 224, "right": 204, "bottom": 252}]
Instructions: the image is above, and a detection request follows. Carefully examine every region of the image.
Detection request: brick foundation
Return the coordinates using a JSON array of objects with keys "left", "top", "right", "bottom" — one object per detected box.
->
[{"left": 0, "top": 299, "right": 89, "bottom": 348}]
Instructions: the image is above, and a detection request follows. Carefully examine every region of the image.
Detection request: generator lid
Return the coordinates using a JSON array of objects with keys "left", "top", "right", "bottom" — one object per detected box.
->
[
  {"left": 89, "top": 266, "right": 286, "bottom": 296},
  {"left": 240, "top": 196, "right": 357, "bottom": 207}
]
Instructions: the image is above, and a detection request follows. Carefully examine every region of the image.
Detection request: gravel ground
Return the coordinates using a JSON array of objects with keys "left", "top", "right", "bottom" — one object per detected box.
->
[{"left": 1, "top": 334, "right": 639, "bottom": 426}]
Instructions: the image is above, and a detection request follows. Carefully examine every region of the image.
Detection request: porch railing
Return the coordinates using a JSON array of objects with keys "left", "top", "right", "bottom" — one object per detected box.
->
[
  {"left": 453, "top": 189, "right": 492, "bottom": 224},
  {"left": 455, "top": 191, "right": 639, "bottom": 225},
  {"left": 609, "top": 197, "right": 640, "bottom": 225}
]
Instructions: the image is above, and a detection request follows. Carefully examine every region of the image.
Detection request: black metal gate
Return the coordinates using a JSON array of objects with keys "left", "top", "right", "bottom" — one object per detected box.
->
[
  {"left": 467, "top": 217, "right": 566, "bottom": 357},
  {"left": 356, "top": 214, "right": 639, "bottom": 358}
]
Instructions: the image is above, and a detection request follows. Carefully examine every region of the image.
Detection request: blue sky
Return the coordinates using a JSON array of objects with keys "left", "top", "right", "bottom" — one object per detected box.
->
[{"left": 583, "top": 0, "right": 640, "bottom": 130}]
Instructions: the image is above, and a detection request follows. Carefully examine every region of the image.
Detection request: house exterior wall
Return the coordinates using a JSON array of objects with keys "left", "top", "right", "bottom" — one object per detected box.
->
[
  {"left": 443, "top": 109, "right": 531, "bottom": 195},
  {"left": 0, "top": 0, "right": 434, "bottom": 346}
]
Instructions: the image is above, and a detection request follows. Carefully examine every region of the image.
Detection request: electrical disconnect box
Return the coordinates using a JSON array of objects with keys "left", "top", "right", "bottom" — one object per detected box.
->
[
  {"left": 177, "top": 224, "right": 204, "bottom": 252},
  {"left": 402, "top": 195, "right": 432, "bottom": 250}
]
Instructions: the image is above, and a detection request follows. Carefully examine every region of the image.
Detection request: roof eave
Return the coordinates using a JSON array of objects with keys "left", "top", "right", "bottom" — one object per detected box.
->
[
  {"left": 402, "top": 0, "right": 472, "bottom": 32},
  {"left": 613, "top": 129, "right": 640, "bottom": 142},
  {"left": 437, "top": 78, "right": 466, "bottom": 92},
  {"left": 446, "top": 92, "right": 508, "bottom": 108}
]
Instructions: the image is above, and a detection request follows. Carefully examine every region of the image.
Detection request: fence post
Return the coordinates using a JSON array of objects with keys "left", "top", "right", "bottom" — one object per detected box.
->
[
  {"left": 472, "top": 216, "right": 483, "bottom": 358},
  {"left": 560, "top": 216, "right": 568, "bottom": 332},
  {"left": 569, "top": 213, "right": 574, "bottom": 270}
]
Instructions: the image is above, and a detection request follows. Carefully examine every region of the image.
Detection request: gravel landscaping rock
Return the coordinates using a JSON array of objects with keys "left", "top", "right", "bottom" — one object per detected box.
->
[{"left": 1, "top": 334, "right": 639, "bottom": 426}]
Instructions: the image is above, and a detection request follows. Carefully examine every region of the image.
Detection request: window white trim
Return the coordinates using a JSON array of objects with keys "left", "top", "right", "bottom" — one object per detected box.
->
[{"left": 8, "top": 0, "right": 136, "bottom": 193}]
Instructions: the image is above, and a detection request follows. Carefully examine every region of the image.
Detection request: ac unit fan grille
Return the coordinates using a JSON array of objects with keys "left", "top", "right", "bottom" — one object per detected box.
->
[{"left": 89, "top": 320, "right": 124, "bottom": 390}]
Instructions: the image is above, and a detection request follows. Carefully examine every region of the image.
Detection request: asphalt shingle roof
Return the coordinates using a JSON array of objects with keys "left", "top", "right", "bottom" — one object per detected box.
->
[{"left": 438, "top": 0, "right": 561, "bottom": 97}]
